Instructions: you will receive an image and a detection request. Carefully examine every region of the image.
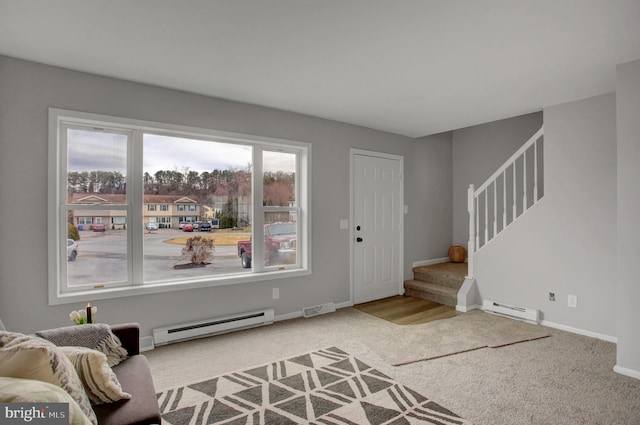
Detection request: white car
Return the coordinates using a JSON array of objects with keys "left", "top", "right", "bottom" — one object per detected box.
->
[
  {"left": 146, "top": 222, "right": 158, "bottom": 231},
  {"left": 67, "top": 239, "right": 78, "bottom": 261}
]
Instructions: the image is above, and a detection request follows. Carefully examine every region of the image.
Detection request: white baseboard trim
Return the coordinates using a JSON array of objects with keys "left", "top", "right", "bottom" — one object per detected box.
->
[
  {"left": 456, "top": 304, "right": 481, "bottom": 313},
  {"left": 335, "top": 300, "right": 355, "bottom": 309},
  {"left": 275, "top": 311, "right": 302, "bottom": 322},
  {"left": 541, "top": 320, "right": 617, "bottom": 343},
  {"left": 274, "top": 300, "right": 353, "bottom": 323},
  {"left": 412, "top": 257, "right": 449, "bottom": 268},
  {"left": 613, "top": 365, "right": 640, "bottom": 380}
]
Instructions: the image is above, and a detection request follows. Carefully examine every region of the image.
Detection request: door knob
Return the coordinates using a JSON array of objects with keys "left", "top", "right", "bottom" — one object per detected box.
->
[{"left": 356, "top": 237, "right": 363, "bottom": 242}]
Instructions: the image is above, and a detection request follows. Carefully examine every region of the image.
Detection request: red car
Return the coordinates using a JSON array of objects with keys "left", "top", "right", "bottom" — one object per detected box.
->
[
  {"left": 183, "top": 224, "right": 194, "bottom": 232},
  {"left": 92, "top": 223, "right": 106, "bottom": 232}
]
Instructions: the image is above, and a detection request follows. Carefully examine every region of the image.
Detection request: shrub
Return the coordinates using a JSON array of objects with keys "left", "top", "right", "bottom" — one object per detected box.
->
[
  {"left": 181, "top": 236, "right": 214, "bottom": 265},
  {"left": 68, "top": 223, "right": 80, "bottom": 241}
]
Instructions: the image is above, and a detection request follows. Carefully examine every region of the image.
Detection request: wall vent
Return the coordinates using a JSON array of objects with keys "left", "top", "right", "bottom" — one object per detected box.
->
[
  {"left": 482, "top": 300, "right": 539, "bottom": 324},
  {"left": 153, "top": 309, "right": 274, "bottom": 346},
  {"left": 139, "top": 336, "right": 155, "bottom": 352},
  {"left": 302, "top": 303, "right": 336, "bottom": 318}
]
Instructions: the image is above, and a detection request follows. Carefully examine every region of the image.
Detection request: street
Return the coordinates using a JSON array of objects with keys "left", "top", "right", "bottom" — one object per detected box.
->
[{"left": 67, "top": 228, "right": 250, "bottom": 286}]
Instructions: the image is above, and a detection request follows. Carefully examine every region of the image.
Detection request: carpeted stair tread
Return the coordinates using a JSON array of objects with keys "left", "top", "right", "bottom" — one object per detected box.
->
[
  {"left": 412, "top": 263, "right": 466, "bottom": 289},
  {"left": 403, "top": 280, "right": 458, "bottom": 307}
]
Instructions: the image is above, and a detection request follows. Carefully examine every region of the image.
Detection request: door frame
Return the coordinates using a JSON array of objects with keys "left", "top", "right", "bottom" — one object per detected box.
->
[{"left": 349, "top": 149, "right": 404, "bottom": 304}]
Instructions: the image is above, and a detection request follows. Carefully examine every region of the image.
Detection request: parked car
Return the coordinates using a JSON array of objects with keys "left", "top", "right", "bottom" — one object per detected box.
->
[
  {"left": 183, "top": 223, "right": 194, "bottom": 232},
  {"left": 198, "top": 221, "right": 211, "bottom": 231},
  {"left": 146, "top": 222, "right": 158, "bottom": 231},
  {"left": 92, "top": 223, "right": 106, "bottom": 232},
  {"left": 237, "top": 222, "right": 297, "bottom": 268},
  {"left": 179, "top": 221, "right": 188, "bottom": 229},
  {"left": 192, "top": 221, "right": 202, "bottom": 230},
  {"left": 67, "top": 239, "right": 78, "bottom": 261}
]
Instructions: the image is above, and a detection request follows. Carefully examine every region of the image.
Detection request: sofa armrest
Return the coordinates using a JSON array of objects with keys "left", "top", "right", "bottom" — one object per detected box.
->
[{"left": 110, "top": 323, "right": 140, "bottom": 356}]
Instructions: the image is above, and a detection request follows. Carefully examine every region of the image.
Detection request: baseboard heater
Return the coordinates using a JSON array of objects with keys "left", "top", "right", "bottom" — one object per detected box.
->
[
  {"left": 483, "top": 300, "right": 539, "bottom": 324},
  {"left": 153, "top": 309, "right": 274, "bottom": 346}
]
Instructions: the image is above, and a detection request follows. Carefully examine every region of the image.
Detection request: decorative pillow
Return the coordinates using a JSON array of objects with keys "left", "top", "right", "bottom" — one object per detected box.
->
[
  {"left": 0, "top": 331, "right": 97, "bottom": 425},
  {"left": 35, "top": 324, "right": 128, "bottom": 367},
  {"left": 60, "top": 346, "right": 131, "bottom": 405},
  {"left": 0, "top": 377, "right": 93, "bottom": 425}
]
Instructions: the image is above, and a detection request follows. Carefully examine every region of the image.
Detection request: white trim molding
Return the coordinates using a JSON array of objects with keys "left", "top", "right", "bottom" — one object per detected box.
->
[
  {"left": 412, "top": 257, "right": 449, "bottom": 268},
  {"left": 274, "top": 300, "right": 353, "bottom": 323},
  {"left": 455, "top": 304, "right": 481, "bottom": 313},
  {"left": 613, "top": 365, "right": 640, "bottom": 380},
  {"left": 541, "top": 320, "right": 617, "bottom": 343}
]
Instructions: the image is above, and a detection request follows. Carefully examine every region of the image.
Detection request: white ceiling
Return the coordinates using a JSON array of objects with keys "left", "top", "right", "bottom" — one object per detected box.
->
[{"left": 1, "top": 0, "right": 639, "bottom": 138}]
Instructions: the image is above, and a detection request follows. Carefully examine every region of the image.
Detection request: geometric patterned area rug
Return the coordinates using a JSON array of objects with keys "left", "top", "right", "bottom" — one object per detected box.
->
[{"left": 156, "top": 347, "right": 472, "bottom": 424}]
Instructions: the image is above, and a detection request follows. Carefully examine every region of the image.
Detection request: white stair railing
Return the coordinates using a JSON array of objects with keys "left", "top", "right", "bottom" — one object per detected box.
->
[{"left": 467, "top": 127, "right": 544, "bottom": 278}]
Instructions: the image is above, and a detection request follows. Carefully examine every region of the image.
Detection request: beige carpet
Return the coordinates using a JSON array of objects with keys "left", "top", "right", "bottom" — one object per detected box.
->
[
  {"left": 372, "top": 310, "right": 550, "bottom": 366},
  {"left": 146, "top": 308, "right": 640, "bottom": 424}
]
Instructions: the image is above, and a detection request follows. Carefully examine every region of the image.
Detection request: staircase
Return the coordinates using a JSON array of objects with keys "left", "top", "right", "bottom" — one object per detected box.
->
[
  {"left": 403, "top": 127, "right": 544, "bottom": 311},
  {"left": 403, "top": 262, "right": 467, "bottom": 307}
]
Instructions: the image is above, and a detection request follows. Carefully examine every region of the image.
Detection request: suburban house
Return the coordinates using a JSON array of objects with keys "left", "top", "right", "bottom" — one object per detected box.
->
[
  {"left": 142, "top": 195, "right": 200, "bottom": 229},
  {"left": 1, "top": 2, "right": 639, "bottom": 414},
  {"left": 69, "top": 194, "right": 201, "bottom": 229}
]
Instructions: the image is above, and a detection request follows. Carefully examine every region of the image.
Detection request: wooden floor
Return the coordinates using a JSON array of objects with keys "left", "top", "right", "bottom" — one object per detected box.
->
[{"left": 354, "top": 295, "right": 460, "bottom": 325}]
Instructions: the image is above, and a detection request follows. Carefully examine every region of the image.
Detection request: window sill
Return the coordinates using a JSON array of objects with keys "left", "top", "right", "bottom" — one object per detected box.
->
[{"left": 48, "top": 268, "right": 311, "bottom": 305}]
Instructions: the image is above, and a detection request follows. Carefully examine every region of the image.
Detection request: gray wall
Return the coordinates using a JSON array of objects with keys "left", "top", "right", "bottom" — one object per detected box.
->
[
  {"left": 408, "top": 132, "right": 454, "bottom": 262},
  {"left": 452, "top": 113, "right": 543, "bottom": 247},
  {"left": 616, "top": 58, "right": 640, "bottom": 375},
  {"left": 0, "top": 56, "right": 455, "bottom": 336},
  {"left": 474, "top": 93, "right": 617, "bottom": 337}
]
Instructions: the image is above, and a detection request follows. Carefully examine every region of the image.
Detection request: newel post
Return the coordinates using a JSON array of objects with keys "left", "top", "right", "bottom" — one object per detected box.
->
[{"left": 467, "top": 184, "right": 475, "bottom": 279}]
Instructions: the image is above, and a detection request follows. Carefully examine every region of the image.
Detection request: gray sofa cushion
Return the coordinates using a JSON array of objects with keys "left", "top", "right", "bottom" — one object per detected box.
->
[{"left": 92, "top": 355, "right": 161, "bottom": 425}]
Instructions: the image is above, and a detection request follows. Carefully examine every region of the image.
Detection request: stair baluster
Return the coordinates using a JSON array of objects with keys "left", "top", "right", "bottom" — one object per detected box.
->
[{"left": 467, "top": 127, "right": 544, "bottom": 279}]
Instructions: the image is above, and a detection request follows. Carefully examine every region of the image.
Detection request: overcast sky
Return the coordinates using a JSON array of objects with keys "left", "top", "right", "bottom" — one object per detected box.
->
[
  {"left": 143, "top": 134, "right": 252, "bottom": 173},
  {"left": 67, "top": 130, "right": 294, "bottom": 175}
]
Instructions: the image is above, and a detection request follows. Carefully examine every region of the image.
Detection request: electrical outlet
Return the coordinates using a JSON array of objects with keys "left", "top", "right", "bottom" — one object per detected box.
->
[
  {"left": 568, "top": 294, "right": 577, "bottom": 308},
  {"left": 272, "top": 288, "right": 279, "bottom": 299},
  {"left": 548, "top": 292, "right": 555, "bottom": 301}
]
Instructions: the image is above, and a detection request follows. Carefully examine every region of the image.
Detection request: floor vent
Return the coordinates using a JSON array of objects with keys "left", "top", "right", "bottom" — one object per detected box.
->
[
  {"left": 153, "top": 309, "right": 274, "bottom": 346},
  {"left": 302, "top": 303, "right": 336, "bottom": 318},
  {"left": 483, "top": 300, "right": 539, "bottom": 324}
]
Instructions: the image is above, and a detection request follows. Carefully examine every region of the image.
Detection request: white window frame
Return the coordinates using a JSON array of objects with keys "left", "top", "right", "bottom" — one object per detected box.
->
[{"left": 48, "top": 108, "right": 311, "bottom": 305}]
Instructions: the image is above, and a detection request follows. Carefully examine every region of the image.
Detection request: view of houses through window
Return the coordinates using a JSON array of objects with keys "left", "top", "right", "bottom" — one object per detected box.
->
[{"left": 54, "top": 110, "right": 306, "bottom": 299}]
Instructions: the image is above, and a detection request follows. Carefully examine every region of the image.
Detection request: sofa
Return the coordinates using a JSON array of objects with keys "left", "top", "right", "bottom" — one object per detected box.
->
[
  {"left": 92, "top": 323, "right": 161, "bottom": 425},
  {"left": 0, "top": 322, "right": 161, "bottom": 425}
]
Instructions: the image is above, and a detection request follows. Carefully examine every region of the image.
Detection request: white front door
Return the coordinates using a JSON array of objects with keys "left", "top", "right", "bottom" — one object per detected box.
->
[{"left": 352, "top": 150, "right": 403, "bottom": 304}]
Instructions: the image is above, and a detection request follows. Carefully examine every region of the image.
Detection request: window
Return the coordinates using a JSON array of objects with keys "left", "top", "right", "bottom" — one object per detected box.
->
[{"left": 48, "top": 109, "right": 310, "bottom": 304}]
